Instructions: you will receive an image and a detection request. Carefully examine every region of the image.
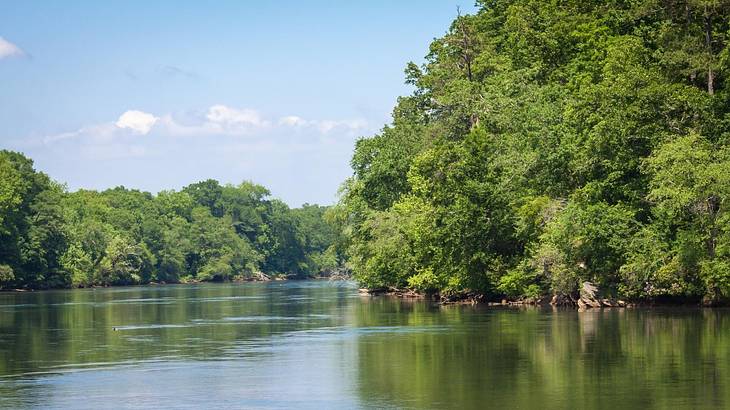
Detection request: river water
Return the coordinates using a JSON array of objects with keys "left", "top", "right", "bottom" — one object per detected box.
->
[{"left": 0, "top": 280, "right": 728, "bottom": 409}]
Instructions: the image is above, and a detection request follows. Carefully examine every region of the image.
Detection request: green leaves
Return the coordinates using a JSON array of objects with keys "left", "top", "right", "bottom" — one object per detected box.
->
[
  {"left": 1, "top": 150, "right": 340, "bottom": 289},
  {"left": 342, "top": 0, "right": 730, "bottom": 303},
  {"left": 647, "top": 133, "right": 726, "bottom": 216},
  {"left": 0, "top": 151, "right": 68, "bottom": 288}
]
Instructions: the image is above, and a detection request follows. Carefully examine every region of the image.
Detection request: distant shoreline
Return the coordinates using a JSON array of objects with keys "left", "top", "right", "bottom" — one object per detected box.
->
[{"left": 0, "top": 275, "right": 352, "bottom": 293}]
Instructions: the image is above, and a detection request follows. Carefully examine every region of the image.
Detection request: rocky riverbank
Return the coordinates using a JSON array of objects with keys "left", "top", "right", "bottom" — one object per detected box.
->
[{"left": 357, "top": 281, "right": 720, "bottom": 309}]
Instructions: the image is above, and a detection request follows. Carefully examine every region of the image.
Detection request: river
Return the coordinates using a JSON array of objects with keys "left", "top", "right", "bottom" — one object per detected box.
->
[{"left": 0, "top": 280, "right": 728, "bottom": 409}]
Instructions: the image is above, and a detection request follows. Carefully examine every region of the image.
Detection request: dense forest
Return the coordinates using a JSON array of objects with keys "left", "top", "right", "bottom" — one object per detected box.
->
[
  {"left": 0, "top": 151, "right": 344, "bottom": 290},
  {"left": 340, "top": 0, "right": 730, "bottom": 304}
]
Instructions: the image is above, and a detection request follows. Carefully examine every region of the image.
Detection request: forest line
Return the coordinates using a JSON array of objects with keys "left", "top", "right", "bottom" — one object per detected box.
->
[
  {"left": 0, "top": 150, "right": 345, "bottom": 289},
  {"left": 337, "top": 0, "right": 730, "bottom": 304}
]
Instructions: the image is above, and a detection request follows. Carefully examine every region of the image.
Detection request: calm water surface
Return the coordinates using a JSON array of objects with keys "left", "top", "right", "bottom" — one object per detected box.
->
[{"left": 0, "top": 280, "right": 729, "bottom": 409}]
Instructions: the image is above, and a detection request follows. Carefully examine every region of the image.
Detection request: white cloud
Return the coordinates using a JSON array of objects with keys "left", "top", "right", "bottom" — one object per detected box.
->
[
  {"left": 43, "top": 123, "right": 118, "bottom": 144},
  {"left": 116, "top": 110, "right": 158, "bottom": 134},
  {"left": 41, "top": 122, "right": 150, "bottom": 160},
  {"left": 43, "top": 109, "right": 157, "bottom": 145},
  {"left": 155, "top": 105, "right": 271, "bottom": 137},
  {"left": 279, "top": 115, "right": 308, "bottom": 127},
  {"left": 317, "top": 119, "right": 368, "bottom": 134},
  {"left": 278, "top": 115, "right": 367, "bottom": 134},
  {"left": 42, "top": 105, "right": 370, "bottom": 146},
  {"left": 0, "top": 37, "right": 24, "bottom": 59},
  {"left": 206, "top": 105, "right": 269, "bottom": 128},
  {"left": 26, "top": 105, "right": 374, "bottom": 202}
]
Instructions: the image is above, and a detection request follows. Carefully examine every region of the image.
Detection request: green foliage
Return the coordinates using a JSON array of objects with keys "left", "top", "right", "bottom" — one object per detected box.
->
[
  {"left": 0, "top": 265, "right": 14, "bottom": 289},
  {"left": 0, "top": 151, "right": 340, "bottom": 290},
  {"left": 537, "top": 201, "right": 639, "bottom": 294},
  {"left": 0, "top": 151, "right": 68, "bottom": 289},
  {"left": 497, "top": 261, "right": 542, "bottom": 299},
  {"left": 97, "top": 236, "right": 145, "bottom": 285},
  {"left": 61, "top": 244, "right": 94, "bottom": 287},
  {"left": 350, "top": 208, "right": 419, "bottom": 290},
  {"left": 341, "top": 0, "right": 730, "bottom": 303}
]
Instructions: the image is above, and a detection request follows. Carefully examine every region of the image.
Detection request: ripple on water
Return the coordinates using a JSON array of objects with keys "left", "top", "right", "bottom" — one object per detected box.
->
[
  {"left": 188, "top": 295, "right": 267, "bottom": 303},
  {"left": 112, "top": 313, "right": 334, "bottom": 332},
  {"left": 112, "top": 324, "right": 194, "bottom": 331},
  {"left": 0, "top": 358, "right": 176, "bottom": 380},
  {"left": 221, "top": 314, "right": 331, "bottom": 322}
]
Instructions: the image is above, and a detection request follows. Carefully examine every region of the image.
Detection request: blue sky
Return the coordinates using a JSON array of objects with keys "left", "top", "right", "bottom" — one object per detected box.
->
[{"left": 0, "top": 1, "right": 477, "bottom": 206}]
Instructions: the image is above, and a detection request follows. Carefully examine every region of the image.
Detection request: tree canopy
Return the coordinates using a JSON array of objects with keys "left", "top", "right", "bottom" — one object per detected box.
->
[
  {"left": 340, "top": 0, "right": 730, "bottom": 304},
  {"left": 0, "top": 151, "right": 344, "bottom": 290}
]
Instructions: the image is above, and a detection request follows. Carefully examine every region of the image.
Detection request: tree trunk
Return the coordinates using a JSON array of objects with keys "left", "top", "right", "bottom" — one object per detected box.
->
[
  {"left": 707, "top": 195, "right": 720, "bottom": 259},
  {"left": 704, "top": 6, "right": 714, "bottom": 95},
  {"left": 708, "top": 66, "right": 714, "bottom": 96}
]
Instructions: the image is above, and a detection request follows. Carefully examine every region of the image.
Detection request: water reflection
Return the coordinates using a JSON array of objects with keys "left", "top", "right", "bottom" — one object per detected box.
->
[
  {"left": 0, "top": 282, "right": 728, "bottom": 409},
  {"left": 351, "top": 301, "right": 730, "bottom": 409}
]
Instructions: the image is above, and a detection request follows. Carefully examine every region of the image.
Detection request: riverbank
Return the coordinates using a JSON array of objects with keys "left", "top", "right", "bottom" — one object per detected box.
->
[
  {"left": 358, "top": 280, "right": 727, "bottom": 309},
  {"left": 1, "top": 272, "right": 352, "bottom": 293}
]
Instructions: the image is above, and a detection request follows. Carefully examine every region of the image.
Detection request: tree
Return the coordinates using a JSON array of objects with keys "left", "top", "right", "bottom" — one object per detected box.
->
[{"left": 341, "top": 0, "right": 730, "bottom": 304}]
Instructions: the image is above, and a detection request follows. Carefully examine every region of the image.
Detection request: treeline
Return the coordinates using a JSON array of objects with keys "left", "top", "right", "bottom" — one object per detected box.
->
[
  {"left": 0, "top": 151, "right": 344, "bottom": 290},
  {"left": 340, "top": 0, "right": 730, "bottom": 303}
]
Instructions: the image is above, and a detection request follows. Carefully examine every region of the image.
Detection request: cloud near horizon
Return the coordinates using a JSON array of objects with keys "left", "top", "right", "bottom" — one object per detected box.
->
[
  {"left": 0, "top": 37, "right": 24, "bottom": 59},
  {"left": 278, "top": 115, "right": 368, "bottom": 134},
  {"left": 26, "top": 105, "right": 373, "bottom": 204},
  {"left": 43, "top": 105, "right": 369, "bottom": 145},
  {"left": 116, "top": 110, "right": 159, "bottom": 134}
]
